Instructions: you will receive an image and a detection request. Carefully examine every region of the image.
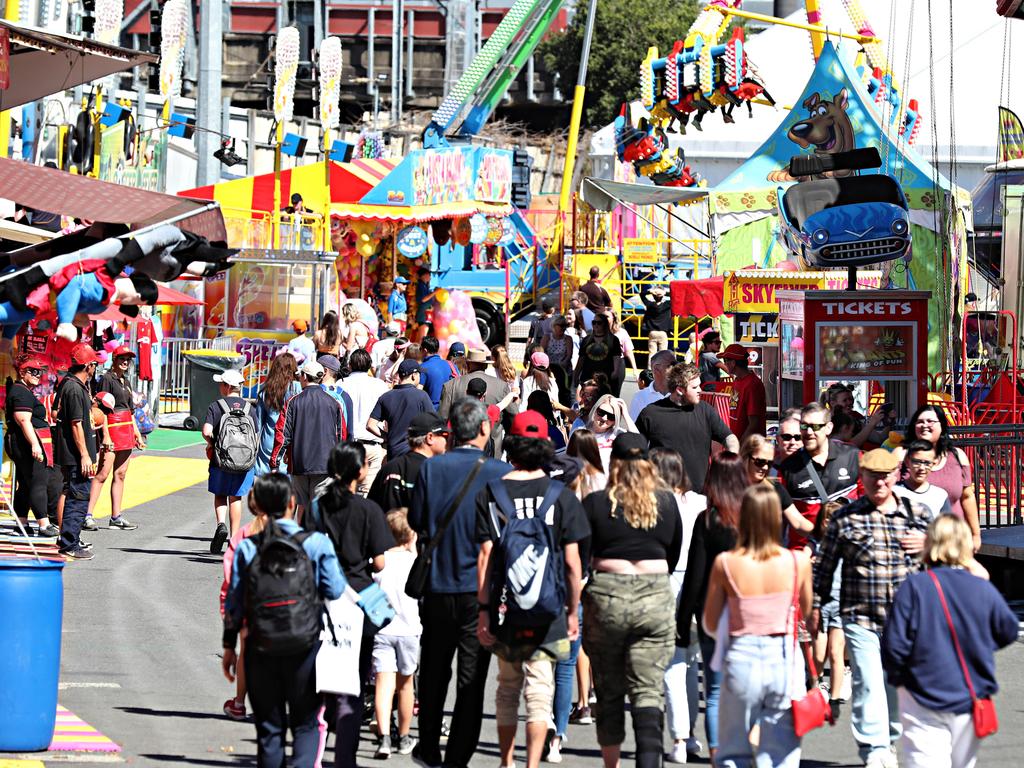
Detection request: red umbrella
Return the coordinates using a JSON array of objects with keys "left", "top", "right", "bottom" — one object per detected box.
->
[{"left": 670, "top": 275, "right": 725, "bottom": 318}]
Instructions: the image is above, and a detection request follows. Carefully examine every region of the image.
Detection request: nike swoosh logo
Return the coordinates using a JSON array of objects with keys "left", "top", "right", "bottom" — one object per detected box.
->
[{"left": 510, "top": 545, "right": 549, "bottom": 610}]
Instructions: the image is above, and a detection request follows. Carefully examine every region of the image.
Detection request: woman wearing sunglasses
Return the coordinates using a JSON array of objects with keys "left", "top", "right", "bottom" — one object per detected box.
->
[
  {"left": 586, "top": 394, "right": 638, "bottom": 475},
  {"left": 741, "top": 435, "right": 812, "bottom": 539}
]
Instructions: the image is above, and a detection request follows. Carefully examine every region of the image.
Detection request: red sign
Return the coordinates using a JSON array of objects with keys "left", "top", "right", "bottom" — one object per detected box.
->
[{"left": 0, "top": 28, "right": 9, "bottom": 91}]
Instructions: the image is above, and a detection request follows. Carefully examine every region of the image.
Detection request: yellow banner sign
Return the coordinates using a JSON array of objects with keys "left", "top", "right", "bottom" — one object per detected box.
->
[{"left": 723, "top": 270, "right": 883, "bottom": 312}]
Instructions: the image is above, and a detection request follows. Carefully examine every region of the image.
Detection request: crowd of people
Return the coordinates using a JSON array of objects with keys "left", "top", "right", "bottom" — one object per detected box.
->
[{"left": 207, "top": 296, "right": 1017, "bottom": 768}]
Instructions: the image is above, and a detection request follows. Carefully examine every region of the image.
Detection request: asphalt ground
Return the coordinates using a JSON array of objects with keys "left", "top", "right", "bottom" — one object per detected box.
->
[{"left": 5, "top": 440, "right": 1024, "bottom": 767}]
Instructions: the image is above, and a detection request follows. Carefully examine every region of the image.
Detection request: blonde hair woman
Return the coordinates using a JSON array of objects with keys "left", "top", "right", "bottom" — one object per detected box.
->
[
  {"left": 341, "top": 302, "right": 371, "bottom": 352},
  {"left": 586, "top": 394, "right": 638, "bottom": 474},
  {"left": 489, "top": 344, "right": 518, "bottom": 385},
  {"left": 702, "top": 484, "right": 813, "bottom": 767},
  {"left": 581, "top": 432, "right": 683, "bottom": 768},
  {"left": 882, "top": 516, "right": 1017, "bottom": 768}
]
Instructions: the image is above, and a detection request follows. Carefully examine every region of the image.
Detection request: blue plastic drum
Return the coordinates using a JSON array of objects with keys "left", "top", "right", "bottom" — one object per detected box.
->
[{"left": 0, "top": 557, "right": 64, "bottom": 751}]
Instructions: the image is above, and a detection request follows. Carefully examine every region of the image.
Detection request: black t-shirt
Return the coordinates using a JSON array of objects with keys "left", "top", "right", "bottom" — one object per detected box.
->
[
  {"left": 55, "top": 375, "right": 97, "bottom": 465},
  {"left": 205, "top": 396, "right": 255, "bottom": 440},
  {"left": 581, "top": 281, "right": 611, "bottom": 311},
  {"left": 578, "top": 333, "right": 622, "bottom": 379},
  {"left": 6, "top": 382, "right": 49, "bottom": 431},
  {"left": 635, "top": 398, "right": 733, "bottom": 492},
  {"left": 370, "top": 384, "right": 435, "bottom": 458},
  {"left": 320, "top": 489, "right": 395, "bottom": 592},
  {"left": 642, "top": 296, "right": 673, "bottom": 333},
  {"left": 98, "top": 372, "right": 133, "bottom": 410},
  {"left": 368, "top": 451, "right": 428, "bottom": 513},
  {"left": 582, "top": 489, "right": 682, "bottom": 571},
  {"left": 676, "top": 509, "right": 737, "bottom": 645},
  {"left": 770, "top": 479, "right": 793, "bottom": 509},
  {"left": 475, "top": 476, "right": 591, "bottom": 655}
]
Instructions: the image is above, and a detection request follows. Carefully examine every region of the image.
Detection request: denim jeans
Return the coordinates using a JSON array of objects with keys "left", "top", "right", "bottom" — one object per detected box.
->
[
  {"left": 717, "top": 635, "right": 801, "bottom": 768},
  {"left": 698, "top": 628, "right": 722, "bottom": 750},
  {"left": 665, "top": 642, "right": 700, "bottom": 741},
  {"left": 553, "top": 603, "right": 584, "bottom": 737},
  {"left": 59, "top": 463, "right": 91, "bottom": 551},
  {"left": 844, "top": 622, "right": 900, "bottom": 763}
]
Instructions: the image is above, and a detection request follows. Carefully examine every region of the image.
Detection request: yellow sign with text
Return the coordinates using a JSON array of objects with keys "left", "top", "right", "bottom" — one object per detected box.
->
[{"left": 723, "top": 270, "right": 883, "bottom": 313}]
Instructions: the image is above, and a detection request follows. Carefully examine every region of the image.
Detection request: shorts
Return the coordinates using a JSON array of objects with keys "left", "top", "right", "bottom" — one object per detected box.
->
[
  {"left": 372, "top": 633, "right": 421, "bottom": 675},
  {"left": 208, "top": 465, "right": 255, "bottom": 497},
  {"left": 820, "top": 599, "right": 842, "bottom": 631},
  {"left": 292, "top": 473, "right": 328, "bottom": 510}
]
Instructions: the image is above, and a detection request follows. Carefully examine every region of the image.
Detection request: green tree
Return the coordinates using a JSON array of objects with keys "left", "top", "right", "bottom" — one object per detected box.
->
[{"left": 540, "top": 0, "right": 700, "bottom": 127}]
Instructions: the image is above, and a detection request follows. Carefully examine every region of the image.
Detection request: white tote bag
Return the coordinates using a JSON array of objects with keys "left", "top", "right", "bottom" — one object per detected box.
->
[{"left": 316, "top": 589, "right": 363, "bottom": 695}]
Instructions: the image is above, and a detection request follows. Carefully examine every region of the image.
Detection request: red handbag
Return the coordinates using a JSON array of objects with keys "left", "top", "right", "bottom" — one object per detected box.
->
[
  {"left": 788, "top": 551, "right": 834, "bottom": 738},
  {"left": 929, "top": 571, "right": 999, "bottom": 738}
]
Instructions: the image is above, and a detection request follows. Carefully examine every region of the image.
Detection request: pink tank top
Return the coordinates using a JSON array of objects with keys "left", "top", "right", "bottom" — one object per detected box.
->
[{"left": 722, "top": 552, "right": 796, "bottom": 637}]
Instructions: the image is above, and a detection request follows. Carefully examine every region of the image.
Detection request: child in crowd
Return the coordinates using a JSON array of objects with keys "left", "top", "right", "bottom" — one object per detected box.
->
[
  {"left": 372, "top": 509, "right": 422, "bottom": 758},
  {"left": 895, "top": 439, "right": 954, "bottom": 518},
  {"left": 808, "top": 501, "right": 849, "bottom": 716}
]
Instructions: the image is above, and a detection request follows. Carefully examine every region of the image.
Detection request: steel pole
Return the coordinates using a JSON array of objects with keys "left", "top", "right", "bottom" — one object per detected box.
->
[{"left": 195, "top": 0, "right": 223, "bottom": 185}]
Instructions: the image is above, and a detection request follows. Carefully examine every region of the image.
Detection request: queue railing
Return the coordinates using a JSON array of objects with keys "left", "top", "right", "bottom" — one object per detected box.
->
[{"left": 949, "top": 423, "right": 1024, "bottom": 528}]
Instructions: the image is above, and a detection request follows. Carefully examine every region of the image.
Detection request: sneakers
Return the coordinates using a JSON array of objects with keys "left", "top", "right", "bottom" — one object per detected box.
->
[
  {"left": 35, "top": 524, "right": 59, "bottom": 538},
  {"left": 375, "top": 734, "right": 392, "bottom": 759},
  {"left": 210, "top": 522, "right": 229, "bottom": 554},
  {"left": 61, "top": 546, "right": 94, "bottom": 560},
  {"left": 865, "top": 749, "right": 898, "bottom": 768},
  {"left": 830, "top": 698, "right": 845, "bottom": 721},
  {"left": 410, "top": 745, "right": 442, "bottom": 768},
  {"left": 82, "top": 516, "right": 99, "bottom": 531},
  {"left": 685, "top": 737, "right": 702, "bottom": 757},
  {"left": 568, "top": 705, "right": 593, "bottom": 725},
  {"left": 666, "top": 742, "right": 689, "bottom": 764},
  {"left": 223, "top": 697, "right": 247, "bottom": 720},
  {"left": 79, "top": 540, "right": 93, "bottom": 550},
  {"left": 108, "top": 516, "right": 138, "bottom": 530},
  {"left": 545, "top": 735, "right": 563, "bottom": 764},
  {"left": 840, "top": 667, "right": 853, "bottom": 701},
  {"left": 395, "top": 734, "right": 417, "bottom": 755}
]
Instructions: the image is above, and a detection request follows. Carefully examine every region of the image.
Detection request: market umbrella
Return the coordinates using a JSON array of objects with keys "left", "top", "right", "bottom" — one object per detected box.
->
[{"left": 670, "top": 275, "right": 725, "bottom": 318}]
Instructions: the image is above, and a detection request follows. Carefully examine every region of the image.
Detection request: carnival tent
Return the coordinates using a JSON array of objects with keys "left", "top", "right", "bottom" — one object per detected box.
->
[{"left": 708, "top": 41, "right": 970, "bottom": 371}]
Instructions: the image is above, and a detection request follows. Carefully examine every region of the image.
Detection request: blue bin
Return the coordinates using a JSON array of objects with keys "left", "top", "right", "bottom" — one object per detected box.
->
[{"left": 0, "top": 557, "right": 64, "bottom": 751}]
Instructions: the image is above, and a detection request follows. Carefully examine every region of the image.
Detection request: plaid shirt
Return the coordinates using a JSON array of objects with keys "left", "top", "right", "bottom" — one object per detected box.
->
[{"left": 813, "top": 494, "right": 934, "bottom": 634}]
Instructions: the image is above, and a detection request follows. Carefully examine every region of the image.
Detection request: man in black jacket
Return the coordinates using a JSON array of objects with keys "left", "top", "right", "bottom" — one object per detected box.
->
[{"left": 368, "top": 412, "right": 448, "bottom": 511}]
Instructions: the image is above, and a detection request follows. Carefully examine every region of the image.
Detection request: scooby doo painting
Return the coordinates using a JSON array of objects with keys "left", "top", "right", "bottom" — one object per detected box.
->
[{"left": 767, "top": 88, "right": 855, "bottom": 181}]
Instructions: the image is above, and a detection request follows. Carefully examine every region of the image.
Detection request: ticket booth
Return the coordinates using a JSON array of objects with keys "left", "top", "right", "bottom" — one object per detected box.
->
[{"left": 777, "top": 289, "right": 930, "bottom": 416}]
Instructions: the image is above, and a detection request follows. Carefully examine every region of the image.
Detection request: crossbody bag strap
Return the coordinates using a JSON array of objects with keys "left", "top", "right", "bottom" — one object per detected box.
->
[
  {"left": 422, "top": 457, "right": 486, "bottom": 558},
  {"left": 929, "top": 570, "right": 978, "bottom": 702},
  {"left": 804, "top": 456, "right": 831, "bottom": 510}
]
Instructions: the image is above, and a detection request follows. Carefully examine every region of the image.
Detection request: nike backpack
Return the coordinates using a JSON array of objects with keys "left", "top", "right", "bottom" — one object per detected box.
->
[
  {"left": 487, "top": 478, "right": 566, "bottom": 627},
  {"left": 214, "top": 399, "right": 258, "bottom": 472},
  {"left": 244, "top": 523, "right": 323, "bottom": 655}
]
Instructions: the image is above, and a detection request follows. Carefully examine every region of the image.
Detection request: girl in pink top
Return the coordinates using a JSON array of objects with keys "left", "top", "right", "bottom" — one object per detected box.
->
[{"left": 703, "top": 484, "right": 813, "bottom": 768}]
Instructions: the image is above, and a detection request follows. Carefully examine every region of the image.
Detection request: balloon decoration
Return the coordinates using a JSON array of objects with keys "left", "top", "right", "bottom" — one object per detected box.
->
[
  {"left": 430, "top": 289, "right": 484, "bottom": 358},
  {"left": 158, "top": 0, "right": 189, "bottom": 102},
  {"left": 469, "top": 214, "right": 488, "bottom": 245},
  {"left": 318, "top": 37, "right": 343, "bottom": 131},
  {"left": 273, "top": 27, "right": 301, "bottom": 124}
]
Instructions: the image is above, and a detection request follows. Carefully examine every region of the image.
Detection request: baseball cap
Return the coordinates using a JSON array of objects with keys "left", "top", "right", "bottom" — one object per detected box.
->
[
  {"left": 383, "top": 321, "right": 401, "bottom": 337},
  {"left": 610, "top": 432, "right": 649, "bottom": 461},
  {"left": 15, "top": 354, "right": 47, "bottom": 371},
  {"left": 70, "top": 343, "right": 100, "bottom": 366},
  {"left": 317, "top": 354, "right": 342, "bottom": 373},
  {"left": 291, "top": 319, "right": 309, "bottom": 333},
  {"left": 510, "top": 410, "right": 550, "bottom": 440},
  {"left": 213, "top": 369, "right": 245, "bottom": 387},
  {"left": 717, "top": 343, "right": 749, "bottom": 361},
  {"left": 466, "top": 377, "right": 487, "bottom": 398},
  {"left": 861, "top": 448, "right": 900, "bottom": 473},
  {"left": 448, "top": 341, "right": 466, "bottom": 357},
  {"left": 394, "top": 276, "right": 409, "bottom": 284},
  {"left": 408, "top": 412, "right": 448, "bottom": 437},
  {"left": 530, "top": 350, "right": 550, "bottom": 369},
  {"left": 300, "top": 359, "right": 325, "bottom": 379},
  {"left": 112, "top": 344, "right": 135, "bottom": 358},
  {"left": 398, "top": 359, "right": 421, "bottom": 378},
  {"left": 94, "top": 392, "right": 116, "bottom": 410}
]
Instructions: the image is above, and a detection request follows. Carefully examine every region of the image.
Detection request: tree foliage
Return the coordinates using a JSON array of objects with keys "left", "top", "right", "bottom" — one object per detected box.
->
[{"left": 539, "top": 0, "right": 700, "bottom": 127}]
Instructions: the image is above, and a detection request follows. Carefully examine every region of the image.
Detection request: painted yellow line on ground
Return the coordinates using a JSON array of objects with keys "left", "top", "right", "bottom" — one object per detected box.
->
[
  {"left": 0, "top": 761, "right": 46, "bottom": 767},
  {"left": 91, "top": 456, "right": 208, "bottom": 520}
]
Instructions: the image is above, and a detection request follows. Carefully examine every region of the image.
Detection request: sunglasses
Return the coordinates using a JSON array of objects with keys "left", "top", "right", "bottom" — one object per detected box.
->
[
  {"left": 748, "top": 457, "right": 772, "bottom": 469},
  {"left": 594, "top": 409, "right": 615, "bottom": 420},
  {"left": 23, "top": 368, "right": 43, "bottom": 376},
  {"left": 778, "top": 433, "right": 801, "bottom": 442},
  {"left": 800, "top": 422, "right": 827, "bottom": 432}
]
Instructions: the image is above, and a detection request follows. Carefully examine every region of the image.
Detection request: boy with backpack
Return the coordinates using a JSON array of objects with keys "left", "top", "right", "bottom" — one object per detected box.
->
[
  {"left": 203, "top": 369, "right": 259, "bottom": 554},
  {"left": 222, "top": 472, "right": 345, "bottom": 768},
  {"left": 475, "top": 411, "right": 589, "bottom": 768}
]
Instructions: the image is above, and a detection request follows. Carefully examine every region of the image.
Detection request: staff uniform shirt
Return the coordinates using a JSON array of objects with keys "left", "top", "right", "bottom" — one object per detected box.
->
[
  {"left": 55, "top": 375, "right": 97, "bottom": 464},
  {"left": 728, "top": 373, "right": 766, "bottom": 437},
  {"left": 635, "top": 397, "right": 733, "bottom": 492},
  {"left": 370, "top": 384, "right": 435, "bottom": 459},
  {"left": 813, "top": 495, "right": 933, "bottom": 634},
  {"left": 779, "top": 441, "right": 860, "bottom": 549},
  {"left": 98, "top": 371, "right": 134, "bottom": 410},
  {"left": 6, "top": 382, "right": 48, "bottom": 454}
]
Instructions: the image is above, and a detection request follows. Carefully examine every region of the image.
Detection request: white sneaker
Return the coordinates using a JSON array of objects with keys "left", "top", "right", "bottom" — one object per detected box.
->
[
  {"left": 685, "top": 737, "right": 702, "bottom": 757},
  {"left": 865, "top": 749, "right": 898, "bottom": 768},
  {"left": 666, "top": 742, "right": 688, "bottom": 764},
  {"left": 546, "top": 736, "right": 563, "bottom": 764}
]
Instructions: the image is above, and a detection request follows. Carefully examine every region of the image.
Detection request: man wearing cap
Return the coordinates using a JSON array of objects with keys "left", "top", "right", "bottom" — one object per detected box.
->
[
  {"left": 641, "top": 284, "right": 672, "bottom": 357},
  {"left": 203, "top": 368, "right": 257, "bottom": 553},
  {"left": 438, "top": 348, "right": 518, "bottom": 425},
  {"left": 408, "top": 398, "right": 512, "bottom": 768},
  {"left": 338, "top": 349, "right": 389, "bottom": 494},
  {"left": 54, "top": 343, "right": 102, "bottom": 559},
  {"left": 811, "top": 448, "right": 933, "bottom": 768},
  {"left": 388, "top": 277, "right": 409, "bottom": 330},
  {"left": 628, "top": 349, "right": 676, "bottom": 423},
  {"left": 287, "top": 319, "right": 316, "bottom": 363},
  {"left": 271, "top": 358, "right": 349, "bottom": 520},
  {"left": 86, "top": 344, "right": 142, "bottom": 532},
  {"left": 368, "top": 360, "right": 435, "bottom": 460},
  {"left": 368, "top": 412, "right": 448, "bottom": 512},
  {"left": 419, "top": 336, "right": 455, "bottom": 410},
  {"left": 475, "top": 410, "right": 588, "bottom": 768},
  {"left": 699, "top": 331, "right": 725, "bottom": 384},
  {"left": 718, "top": 343, "right": 766, "bottom": 440},
  {"left": 317, "top": 354, "right": 355, "bottom": 437}
]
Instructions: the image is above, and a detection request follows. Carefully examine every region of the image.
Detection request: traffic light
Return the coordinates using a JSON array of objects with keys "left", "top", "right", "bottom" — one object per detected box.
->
[{"left": 511, "top": 148, "right": 533, "bottom": 210}]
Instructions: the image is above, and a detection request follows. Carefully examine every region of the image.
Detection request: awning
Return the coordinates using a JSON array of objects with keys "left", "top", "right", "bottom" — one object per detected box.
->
[
  {"left": 580, "top": 177, "right": 709, "bottom": 212},
  {"left": 0, "top": 20, "right": 157, "bottom": 110},
  {"left": 0, "top": 219, "right": 57, "bottom": 245},
  {"left": 0, "top": 157, "right": 226, "bottom": 243},
  {"left": 89, "top": 281, "right": 203, "bottom": 321},
  {"left": 330, "top": 200, "right": 513, "bottom": 223},
  {"left": 671, "top": 276, "right": 725, "bottom": 318}
]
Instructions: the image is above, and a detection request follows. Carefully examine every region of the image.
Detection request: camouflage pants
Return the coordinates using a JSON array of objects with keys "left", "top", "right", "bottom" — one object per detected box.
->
[{"left": 582, "top": 571, "right": 675, "bottom": 746}]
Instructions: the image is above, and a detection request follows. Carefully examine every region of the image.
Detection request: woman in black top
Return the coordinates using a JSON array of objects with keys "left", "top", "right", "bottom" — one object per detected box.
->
[
  {"left": 575, "top": 314, "right": 624, "bottom": 397},
  {"left": 4, "top": 355, "right": 60, "bottom": 537},
  {"left": 86, "top": 346, "right": 143, "bottom": 530},
  {"left": 677, "top": 450, "right": 748, "bottom": 763},
  {"left": 316, "top": 441, "right": 394, "bottom": 768},
  {"left": 581, "top": 432, "right": 681, "bottom": 768}
]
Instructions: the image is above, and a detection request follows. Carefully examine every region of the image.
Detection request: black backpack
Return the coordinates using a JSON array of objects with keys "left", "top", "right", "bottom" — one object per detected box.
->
[{"left": 244, "top": 522, "right": 323, "bottom": 656}]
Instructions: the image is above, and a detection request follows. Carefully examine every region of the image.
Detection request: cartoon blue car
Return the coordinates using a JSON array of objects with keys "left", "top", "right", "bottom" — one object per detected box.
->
[{"left": 777, "top": 174, "right": 912, "bottom": 268}]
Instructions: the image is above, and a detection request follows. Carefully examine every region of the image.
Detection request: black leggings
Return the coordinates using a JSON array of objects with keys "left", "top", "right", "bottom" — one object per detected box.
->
[{"left": 13, "top": 456, "right": 60, "bottom": 523}]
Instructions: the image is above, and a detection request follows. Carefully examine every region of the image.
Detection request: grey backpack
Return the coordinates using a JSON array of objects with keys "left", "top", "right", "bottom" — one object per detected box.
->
[{"left": 214, "top": 399, "right": 258, "bottom": 472}]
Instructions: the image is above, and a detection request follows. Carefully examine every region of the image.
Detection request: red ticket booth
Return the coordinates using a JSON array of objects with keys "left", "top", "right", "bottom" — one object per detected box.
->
[{"left": 777, "top": 290, "right": 931, "bottom": 416}]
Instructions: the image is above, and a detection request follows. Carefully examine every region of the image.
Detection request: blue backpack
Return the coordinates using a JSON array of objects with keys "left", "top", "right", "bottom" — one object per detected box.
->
[{"left": 487, "top": 478, "right": 566, "bottom": 628}]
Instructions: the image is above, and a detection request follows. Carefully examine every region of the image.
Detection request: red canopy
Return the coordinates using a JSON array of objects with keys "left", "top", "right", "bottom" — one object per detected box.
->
[
  {"left": 89, "top": 282, "right": 202, "bottom": 322},
  {"left": 670, "top": 276, "right": 725, "bottom": 318}
]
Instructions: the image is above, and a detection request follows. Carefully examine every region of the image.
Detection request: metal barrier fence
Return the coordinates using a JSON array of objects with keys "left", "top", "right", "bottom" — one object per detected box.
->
[
  {"left": 158, "top": 337, "right": 213, "bottom": 415},
  {"left": 949, "top": 424, "right": 1024, "bottom": 528}
]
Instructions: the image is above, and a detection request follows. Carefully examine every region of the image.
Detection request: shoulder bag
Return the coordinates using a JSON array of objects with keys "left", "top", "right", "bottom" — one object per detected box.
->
[
  {"left": 929, "top": 570, "right": 998, "bottom": 738},
  {"left": 789, "top": 550, "right": 835, "bottom": 737},
  {"left": 405, "top": 457, "right": 486, "bottom": 599}
]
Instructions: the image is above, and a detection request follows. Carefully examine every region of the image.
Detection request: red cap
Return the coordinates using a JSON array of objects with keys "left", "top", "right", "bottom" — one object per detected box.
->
[
  {"left": 717, "top": 343, "right": 749, "bottom": 361},
  {"left": 70, "top": 343, "right": 100, "bottom": 366},
  {"left": 510, "top": 410, "right": 551, "bottom": 440},
  {"left": 112, "top": 344, "right": 135, "bottom": 359},
  {"left": 15, "top": 354, "right": 47, "bottom": 371}
]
